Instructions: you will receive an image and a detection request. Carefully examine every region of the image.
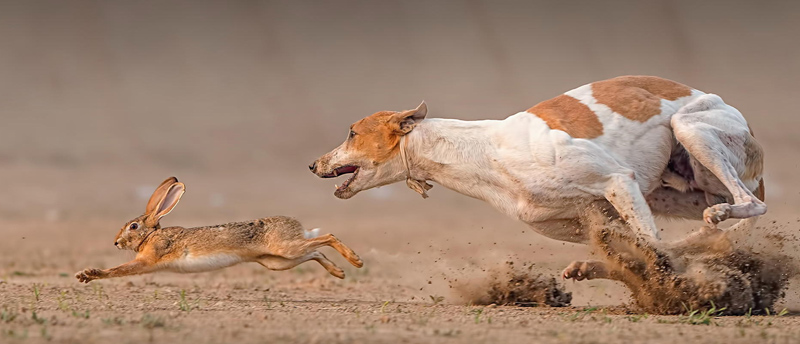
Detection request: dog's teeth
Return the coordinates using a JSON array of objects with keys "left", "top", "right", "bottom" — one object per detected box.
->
[{"left": 335, "top": 184, "right": 339, "bottom": 189}]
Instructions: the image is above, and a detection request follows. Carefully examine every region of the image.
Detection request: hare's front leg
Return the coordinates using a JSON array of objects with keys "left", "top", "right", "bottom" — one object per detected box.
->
[{"left": 75, "top": 259, "right": 154, "bottom": 283}]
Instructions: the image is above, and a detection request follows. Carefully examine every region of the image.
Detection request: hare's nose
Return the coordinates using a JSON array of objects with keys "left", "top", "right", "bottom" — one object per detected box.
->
[{"left": 308, "top": 161, "right": 317, "bottom": 172}]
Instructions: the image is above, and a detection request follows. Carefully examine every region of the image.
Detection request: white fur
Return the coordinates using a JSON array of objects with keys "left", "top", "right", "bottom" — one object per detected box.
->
[
  {"left": 304, "top": 227, "right": 321, "bottom": 239},
  {"left": 317, "top": 81, "right": 765, "bottom": 244},
  {"left": 393, "top": 89, "right": 761, "bottom": 242},
  {"left": 166, "top": 253, "right": 242, "bottom": 273}
]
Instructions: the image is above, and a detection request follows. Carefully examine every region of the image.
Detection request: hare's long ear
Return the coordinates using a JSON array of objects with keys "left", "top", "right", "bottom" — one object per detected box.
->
[
  {"left": 146, "top": 177, "right": 179, "bottom": 215},
  {"left": 144, "top": 181, "right": 185, "bottom": 227}
]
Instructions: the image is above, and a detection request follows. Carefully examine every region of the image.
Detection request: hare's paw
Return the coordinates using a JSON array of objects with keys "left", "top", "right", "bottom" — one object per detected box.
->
[
  {"left": 703, "top": 203, "right": 731, "bottom": 225},
  {"left": 338, "top": 244, "right": 363, "bottom": 268},
  {"left": 75, "top": 268, "right": 103, "bottom": 283},
  {"left": 349, "top": 253, "right": 364, "bottom": 269},
  {"left": 329, "top": 266, "right": 345, "bottom": 279}
]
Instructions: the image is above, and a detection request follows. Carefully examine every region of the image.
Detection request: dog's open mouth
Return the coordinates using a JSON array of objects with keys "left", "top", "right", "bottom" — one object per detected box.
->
[{"left": 321, "top": 165, "right": 360, "bottom": 193}]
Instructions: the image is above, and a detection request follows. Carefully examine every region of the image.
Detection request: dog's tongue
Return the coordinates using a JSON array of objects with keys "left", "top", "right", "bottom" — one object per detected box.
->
[{"left": 336, "top": 166, "right": 358, "bottom": 174}]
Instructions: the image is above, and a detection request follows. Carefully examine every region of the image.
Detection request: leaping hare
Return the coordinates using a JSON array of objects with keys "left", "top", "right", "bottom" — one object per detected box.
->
[{"left": 75, "top": 177, "right": 363, "bottom": 283}]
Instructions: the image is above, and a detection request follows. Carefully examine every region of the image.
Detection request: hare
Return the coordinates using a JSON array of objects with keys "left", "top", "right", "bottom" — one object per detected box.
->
[{"left": 75, "top": 177, "right": 363, "bottom": 283}]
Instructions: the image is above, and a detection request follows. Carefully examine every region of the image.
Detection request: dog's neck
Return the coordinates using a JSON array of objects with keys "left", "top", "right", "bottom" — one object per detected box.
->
[{"left": 402, "top": 119, "right": 517, "bottom": 213}]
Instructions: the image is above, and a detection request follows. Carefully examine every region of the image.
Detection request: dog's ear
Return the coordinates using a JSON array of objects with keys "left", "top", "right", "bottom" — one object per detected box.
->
[{"left": 391, "top": 101, "right": 427, "bottom": 135}]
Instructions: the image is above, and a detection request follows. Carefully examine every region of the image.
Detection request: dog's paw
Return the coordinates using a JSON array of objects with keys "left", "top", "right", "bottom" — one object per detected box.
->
[
  {"left": 75, "top": 268, "right": 103, "bottom": 283},
  {"left": 562, "top": 260, "right": 607, "bottom": 281},
  {"left": 703, "top": 203, "right": 732, "bottom": 225}
]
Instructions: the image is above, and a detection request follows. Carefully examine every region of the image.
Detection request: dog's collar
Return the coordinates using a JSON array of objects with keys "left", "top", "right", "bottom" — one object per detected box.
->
[{"left": 399, "top": 135, "right": 433, "bottom": 199}]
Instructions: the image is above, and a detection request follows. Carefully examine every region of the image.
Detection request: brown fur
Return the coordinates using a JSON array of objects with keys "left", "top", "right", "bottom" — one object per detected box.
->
[
  {"left": 591, "top": 75, "right": 692, "bottom": 122},
  {"left": 742, "top": 133, "right": 764, "bottom": 182},
  {"left": 755, "top": 179, "right": 765, "bottom": 201},
  {"left": 348, "top": 111, "right": 404, "bottom": 163},
  {"left": 344, "top": 107, "right": 425, "bottom": 163},
  {"left": 744, "top": 127, "right": 765, "bottom": 200},
  {"left": 568, "top": 205, "right": 793, "bottom": 315},
  {"left": 75, "top": 177, "right": 363, "bottom": 283},
  {"left": 526, "top": 94, "right": 604, "bottom": 139}
]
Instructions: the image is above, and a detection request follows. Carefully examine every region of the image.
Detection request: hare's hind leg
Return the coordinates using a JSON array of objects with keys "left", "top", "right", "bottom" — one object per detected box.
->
[
  {"left": 258, "top": 251, "right": 345, "bottom": 279},
  {"left": 272, "top": 233, "right": 363, "bottom": 268}
]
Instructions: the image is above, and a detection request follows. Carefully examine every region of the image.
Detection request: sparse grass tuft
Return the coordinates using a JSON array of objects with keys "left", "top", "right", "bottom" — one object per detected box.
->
[
  {"left": 380, "top": 301, "right": 390, "bottom": 313},
  {"left": 57, "top": 291, "right": 69, "bottom": 311},
  {"left": 429, "top": 295, "right": 444, "bottom": 306},
  {"left": 1, "top": 305, "right": 19, "bottom": 323},
  {"left": 627, "top": 313, "right": 649, "bottom": 323},
  {"left": 102, "top": 317, "right": 125, "bottom": 326},
  {"left": 680, "top": 302, "right": 726, "bottom": 325},
  {"left": 92, "top": 284, "right": 106, "bottom": 300},
  {"left": 32, "top": 283, "right": 42, "bottom": 302},
  {"left": 178, "top": 290, "right": 200, "bottom": 312},
  {"left": 32, "top": 311, "right": 46, "bottom": 325},
  {"left": 40, "top": 326, "right": 52, "bottom": 341},
  {"left": 141, "top": 313, "right": 166, "bottom": 329},
  {"left": 472, "top": 308, "right": 484, "bottom": 324},
  {"left": 71, "top": 309, "right": 90, "bottom": 319},
  {"left": 1, "top": 328, "right": 28, "bottom": 339},
  {"left": 565, "top": 307, "right": 599, "bottom": 322}
]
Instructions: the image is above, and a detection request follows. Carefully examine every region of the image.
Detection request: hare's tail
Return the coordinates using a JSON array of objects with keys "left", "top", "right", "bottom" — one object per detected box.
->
[{"left": 304, "top": 227, "right": 321, "bottom": 239}]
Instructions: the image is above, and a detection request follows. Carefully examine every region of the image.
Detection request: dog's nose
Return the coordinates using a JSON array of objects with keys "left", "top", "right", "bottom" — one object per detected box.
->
[
  {"left": 114, "top": 242, "right": 119, "bottom": 247},
  {"left": 308, "top": 161, "right": 317, "bottom": 172}
]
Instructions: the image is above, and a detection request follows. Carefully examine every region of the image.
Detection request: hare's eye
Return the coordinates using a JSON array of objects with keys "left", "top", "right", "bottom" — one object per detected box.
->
[{"left": 130, "top": 223, "right": 139, "bottom": 230}]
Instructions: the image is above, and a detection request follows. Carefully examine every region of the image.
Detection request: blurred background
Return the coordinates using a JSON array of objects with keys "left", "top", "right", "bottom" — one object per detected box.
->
[{"left": 1, "top": 0, "right": 799, "bottom": 305}]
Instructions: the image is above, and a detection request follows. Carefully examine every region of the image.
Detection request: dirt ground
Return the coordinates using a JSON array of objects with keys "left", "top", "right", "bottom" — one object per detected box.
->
[{"left": 3, "top": 1, "right": 800, "bottom": 343}]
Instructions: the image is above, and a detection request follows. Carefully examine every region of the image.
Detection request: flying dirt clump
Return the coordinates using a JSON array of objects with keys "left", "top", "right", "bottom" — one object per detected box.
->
[
  {"left": 581, "top": 206, "right": 796, "bottom": 315},
  {"left": 458, "top": 262, "right": 572, "bottom": 307}
]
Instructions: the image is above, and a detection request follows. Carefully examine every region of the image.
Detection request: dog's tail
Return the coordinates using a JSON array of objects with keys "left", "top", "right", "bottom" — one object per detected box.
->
[{"left": 754, "top": 178, "right": 765, "bottom": 202}]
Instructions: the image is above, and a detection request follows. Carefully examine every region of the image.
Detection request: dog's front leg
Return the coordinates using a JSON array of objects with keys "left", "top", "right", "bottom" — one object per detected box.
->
[{"left": 603, "top": 173, "right": 661, "bottom": 240}]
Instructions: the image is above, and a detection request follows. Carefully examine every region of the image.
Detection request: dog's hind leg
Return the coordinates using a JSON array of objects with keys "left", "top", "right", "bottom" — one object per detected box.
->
[{"left": 671, "top": 94, "right": 766, "bottom": 227}]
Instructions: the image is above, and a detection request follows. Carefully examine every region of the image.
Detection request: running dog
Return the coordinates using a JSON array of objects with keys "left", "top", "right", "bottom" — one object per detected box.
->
[{"left": 309, "top": 75, "right": 765, "bottom": 279}]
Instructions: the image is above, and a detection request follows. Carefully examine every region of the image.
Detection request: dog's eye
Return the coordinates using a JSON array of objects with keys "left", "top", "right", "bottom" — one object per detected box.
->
[
  {"left": 130, "top": 223, "right": 139, "bottom": 230},
  {"left": 348, "top": 130, "right": 357, "bottom": 139}
]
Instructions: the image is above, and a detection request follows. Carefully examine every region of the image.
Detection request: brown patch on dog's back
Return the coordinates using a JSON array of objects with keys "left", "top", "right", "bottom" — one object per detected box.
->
[
  {"left": 526, "top": 94, "right": 603, "bottom": 139},
  {"left": 591, "top": 76, "right": 692, "bottom": 122}
]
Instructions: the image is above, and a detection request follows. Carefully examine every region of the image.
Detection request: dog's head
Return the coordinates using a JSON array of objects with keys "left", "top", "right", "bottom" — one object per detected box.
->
[{"left": 310, "top": 102, "right": 427, "bottom": 199}]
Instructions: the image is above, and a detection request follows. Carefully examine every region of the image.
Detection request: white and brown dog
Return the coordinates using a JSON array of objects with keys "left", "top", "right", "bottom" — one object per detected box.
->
[{"left": 310, "top": 75, "right": 765, "bottom": 280}]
